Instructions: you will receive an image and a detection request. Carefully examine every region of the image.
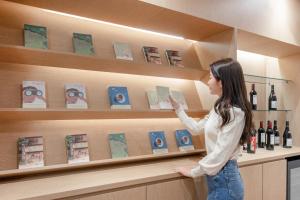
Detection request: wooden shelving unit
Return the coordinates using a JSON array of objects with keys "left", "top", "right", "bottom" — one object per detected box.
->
[
  {"left": 0, "top": 1, "right": 236, "bottom": 199},
  {"left": 237, "top": 29, "right": 300, "bottom": 58},
  {"left": 0, "top": 44, "right": 208, "bottom": 80},
  {"left": 0, "top": 108, "right": 209, "bottom": 120},
  {"left": 5, "top": 0, "right": 231, "bottom": 41},
  {"left": 0, "top": 149, "right": 205, "bottom": 178}
]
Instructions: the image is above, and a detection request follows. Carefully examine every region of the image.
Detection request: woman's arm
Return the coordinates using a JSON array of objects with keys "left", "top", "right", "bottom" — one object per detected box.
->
[
  {"left": 176, "top": 107, "right": 208, "bottom": 134},
  {"left": 170, "top": 95, "right": 208, "bottom": 134}
]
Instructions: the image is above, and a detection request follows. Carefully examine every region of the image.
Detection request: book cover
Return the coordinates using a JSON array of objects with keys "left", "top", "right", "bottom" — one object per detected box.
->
[
  {"left": 142, "top": 46, "right": 162, "bottom": 64},
  {"left": 113, "top": 42, "right": 133, "bottom": 61},
  {"left": 65, "top": 83, "right": 88, "bottom": 109},
  {"left": 175, "top": 129, "right": 195, "bottom": 151},
  {"left": 171, "top": 90, "right": 188, "bottom": 110},
  {"left": 108, "top": 86, "right": 131, "bottom": 109},
  {"left": 65, "top": 134, "right": 90, "bottom": 164},
  {"left": 73, "top": 33, "right": 95, "bottom": 55},
  {"left": 165, "top": 50, "right": 184, "bottom": 67},
  {"left": 24, "top": 24, "right": 48, "bottom": 49},
  {"left": 146, "top": 90, "right": 160, "bottom": 110},
  {"left": 149, "top": 131, "right": 168, "bottom": 154},
  {"left": 18, "top": 136, "right": 44, "bottom": 169},
  {"left": 108, "top": 133, "right": 128, "bottom": 158},
  {"left": 22, "top": 81, "right": 47, "bottom": 108},
  {"left": 156, "top": 86, "right": 173, "bottom": 109}
]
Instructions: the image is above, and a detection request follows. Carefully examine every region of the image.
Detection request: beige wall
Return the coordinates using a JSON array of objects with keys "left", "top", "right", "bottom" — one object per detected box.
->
[{"left": 142, "top": 0, "right": 300, "bottom": 46}]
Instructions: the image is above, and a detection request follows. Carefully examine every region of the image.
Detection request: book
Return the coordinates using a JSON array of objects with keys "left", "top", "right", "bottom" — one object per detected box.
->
[
  {"left": 149, "top": 131, "right": 168, "bottom": 154},
  {"left": 65, "top": 83, "right": 88, "bottom": 109},
  {"left": 156, "top": 86, "right": 173, "bottom": 109},
  {"left": 108, "top": 133, "right": 128, "bottom": 158},
  {"left": 165, "top": 50, "right": 184, "bottom": 67},
  {"left": 142, "top": 46, "right": 162, "bottom": 64},
  {"left": 73, "top": 33, "right": 95, "bottom": 55},
  {"left": 175, "top": 129, "right": 195, "bottom": 151},
  {"left": 24, "top": 24, "right": 48, "bottom": 49},
  {"left": 146, "top": 90, "right": 160, "bottom": 110},
  {"left": 171, "top": 90, "right": 188, "bottom": 110},
  {"left": 113, "top": 42, "right": 133, "bottom": 61},
  {"left": 22, "top": 81, "right": 47, "bottom": 108},
  {"left": 108, "top": 86, "right": 131, "bottom": 109},
  {"left": 18, "top": 136, "right": 44, "bottom": 169},
  {"left": 65, "top": 134, "right": 90, "bottom": 164}
]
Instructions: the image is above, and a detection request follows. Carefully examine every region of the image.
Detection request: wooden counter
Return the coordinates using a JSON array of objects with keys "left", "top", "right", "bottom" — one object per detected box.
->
[
  {"left": 238, "top": 146, "right": 300, "bottom": 166},
  {"left": 0, "top": 146, "right": 300, "bottom": 200}
]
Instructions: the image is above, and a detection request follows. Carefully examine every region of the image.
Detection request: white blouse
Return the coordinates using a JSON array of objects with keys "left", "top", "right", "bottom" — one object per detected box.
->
[{"left": 176, "top": 106, "right": 245, "bottom": 177}]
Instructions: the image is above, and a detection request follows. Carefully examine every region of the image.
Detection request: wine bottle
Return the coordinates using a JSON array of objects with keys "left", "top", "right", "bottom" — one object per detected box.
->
[
  {"left": 268, "top": 84, "right": 277, "bottom": 110},
  {"left": 266, "top": 120, "right": 274, "bottom": 150},
  {"left": 250, "top": 83, "right": 257, "bottom": 110},
  {"left": 247, "top": 128, "right": 256, "bottom": 153},
  {"left": 283, "top": 121, "right": 293, "bottom": 148},
  {"left": 258, "top": 121, "right": 265, "bottom": 148},
  {"left": 273, "top": 120, "right": 280, "bottom": 146}
]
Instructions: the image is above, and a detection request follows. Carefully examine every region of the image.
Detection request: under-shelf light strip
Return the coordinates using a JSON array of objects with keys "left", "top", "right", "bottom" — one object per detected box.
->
[{"left": 42, "top": 9, "right": 185, "bottom": 40}]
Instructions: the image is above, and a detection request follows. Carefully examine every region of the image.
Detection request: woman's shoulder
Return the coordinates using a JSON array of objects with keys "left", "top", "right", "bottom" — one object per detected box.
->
[{"left": 231, "top": 106, "right": 245, "bottom": 123}]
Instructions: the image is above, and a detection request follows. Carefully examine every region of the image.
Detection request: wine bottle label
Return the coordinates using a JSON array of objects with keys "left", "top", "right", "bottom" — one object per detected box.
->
[
  {"left": 270, "top": 135, "right": 275, "bottom": 145},
  {"left": 253, "top": 95, "right": 257, "bottom": 105},
  {"left": 275, "top": 136, "right": 280, "bottom": 144},
  {"left": 256, "top": 133, "right": 258, "bottom": 144},
  {"left": 271, "top": 101, "right": 277, "bottom": 109},
  {"left": 251, "top": 137, "right": 256, "bottom": 151},
  {"left": 287, "top": 138, "right": 293, "bottom": 147},
  {"left": 261, "top": 133, "right": 265, "bottom": 143}
]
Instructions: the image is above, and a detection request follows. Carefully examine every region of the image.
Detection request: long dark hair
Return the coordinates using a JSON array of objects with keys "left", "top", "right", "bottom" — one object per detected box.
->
[{"left": 210, "top": 58, "right": 253, "bottom": 145}]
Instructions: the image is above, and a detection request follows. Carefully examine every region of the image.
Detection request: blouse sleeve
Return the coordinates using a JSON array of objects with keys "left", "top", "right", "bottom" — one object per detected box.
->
[
  {"left": 175, "top": 106, "right": 209, "bottom": 134},
  {"left": 190, "top": 108, "right": 245, "bottom": 177}
]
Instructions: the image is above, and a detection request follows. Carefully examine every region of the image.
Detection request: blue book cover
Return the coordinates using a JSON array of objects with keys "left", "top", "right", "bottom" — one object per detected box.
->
[
  {"left": 108, "top": 86, "right": 131, "bottom": 109},
  {"left": 175, "top": 129, "right": 195, "bottom": 151},
  {"left": 149, "top": 131, "right": 168, "bottom": 154}
]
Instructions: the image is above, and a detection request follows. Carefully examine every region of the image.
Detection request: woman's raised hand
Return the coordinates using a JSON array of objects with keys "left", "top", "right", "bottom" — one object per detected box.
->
[{"left": 169, "top": 95, "right": 180, "bottom": 110}]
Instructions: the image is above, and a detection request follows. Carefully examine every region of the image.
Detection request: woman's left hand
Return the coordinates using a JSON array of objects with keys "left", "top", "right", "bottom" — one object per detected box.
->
[{"left": 175, "top": 166, "right": 194, "bottom": 178}]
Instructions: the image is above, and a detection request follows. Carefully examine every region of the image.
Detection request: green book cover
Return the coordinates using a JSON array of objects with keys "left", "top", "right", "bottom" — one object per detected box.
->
[
  {"left": 73, "top": 33, "right": 95, "bottom": 55},
  {"left": 108, "top": 133, "right": 128, "bottom": 158},
  {"left": 24, "top": 24, "right": 48, "bottom": 49}
]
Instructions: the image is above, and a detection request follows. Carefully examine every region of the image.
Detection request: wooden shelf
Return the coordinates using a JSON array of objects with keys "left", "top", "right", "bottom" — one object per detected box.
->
[
  {"left": 6, "top": 0, "right": 231, "bottom": 41},
  {"left": 0, "top": 149, "right": 205, "bottom": 178},
  {"left": 0, "top": 44, "right": 208, "bottom": 80},
  {"left": 0, "top": 108, "right": 209, "bottom": 120},
  {"left": 237, "top": 29, "right": 300, "bottom": 58}
]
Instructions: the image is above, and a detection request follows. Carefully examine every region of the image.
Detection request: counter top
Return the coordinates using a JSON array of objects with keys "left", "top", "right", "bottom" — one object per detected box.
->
[
  {"left": 1, "top": 146, "right": 300, "bottom": 200},
  {"left": 238, "top": 146, "right": 300, "bottom": 166}
]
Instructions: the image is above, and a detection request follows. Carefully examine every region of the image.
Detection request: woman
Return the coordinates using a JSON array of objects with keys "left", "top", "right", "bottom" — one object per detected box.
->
[{"left": 170, "top": 58, "right": 252, "bottom": 200}]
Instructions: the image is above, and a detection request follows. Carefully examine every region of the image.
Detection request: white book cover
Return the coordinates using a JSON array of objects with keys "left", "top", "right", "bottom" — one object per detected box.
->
[
  {"left": 22, "top": 81, "right": 47, "bottom": 108},
  {"left": 146, "top": 90, "right": 160, "bottom": 110},
  {"left": 113, "top": 42, "right": 133, "bottom": 61},
  {"left": 18, "top": 136, "right": 44, "bottom": 169},
  {"left": 65, "top": 134, "right": 90, "bottom": 164},
  {"left": 156, "top": 86, "right": 173, "bottom": 109},
  {"left": 65, "top": 84, "right": 88, "bottom": 109},
  {"left": 171, "top": 90, "right": 188, "bottom": 110},
  {"left": 165, "top": 50, "right": 184, "bottom": 68},
  {"left": 142, "top": 46, "right": 162, "bottom": 64}
]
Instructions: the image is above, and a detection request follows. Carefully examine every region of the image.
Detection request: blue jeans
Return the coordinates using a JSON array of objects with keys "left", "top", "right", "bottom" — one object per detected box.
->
[{"left": 206, "top": 160, "right": 244, "bottom": 200}]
